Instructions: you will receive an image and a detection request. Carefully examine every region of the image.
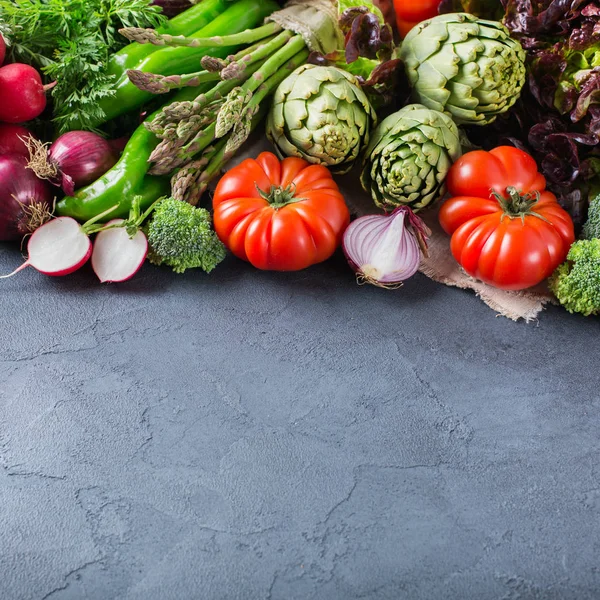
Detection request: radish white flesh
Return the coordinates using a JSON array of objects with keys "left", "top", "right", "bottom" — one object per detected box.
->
[
  {"left": 91, "top": 218, "right": 148, "bottom": 283},
  {"left": 29, "top": 217, "right": 92, "bottom": 275},
  {"left": 0, "top": 216, "right": 92, "bottom": 278}
]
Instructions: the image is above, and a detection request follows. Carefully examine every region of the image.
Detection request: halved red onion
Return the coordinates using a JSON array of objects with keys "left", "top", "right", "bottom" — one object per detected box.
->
[{"left": 342, "top": 206, "right": 430, "bottom": 288}]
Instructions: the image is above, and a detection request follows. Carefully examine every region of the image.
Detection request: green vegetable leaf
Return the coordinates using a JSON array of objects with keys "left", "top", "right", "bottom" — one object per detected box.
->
[{"left": 342, "top": 56, "right": 379, "bottom": 79}]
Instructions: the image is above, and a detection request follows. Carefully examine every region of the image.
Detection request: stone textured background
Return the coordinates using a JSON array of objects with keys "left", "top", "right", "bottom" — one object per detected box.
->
[{"left": 1, "top": 242, "right": 599, "bottom": 600}]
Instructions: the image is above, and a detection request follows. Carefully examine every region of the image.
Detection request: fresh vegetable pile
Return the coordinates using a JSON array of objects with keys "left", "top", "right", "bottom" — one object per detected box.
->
[{"left": 0, "top": 0, "right": 598, "bottom": 318}]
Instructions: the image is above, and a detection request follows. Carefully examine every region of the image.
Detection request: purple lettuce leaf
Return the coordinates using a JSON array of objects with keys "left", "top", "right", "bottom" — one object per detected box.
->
[
  {"left": 498, "top": 0, "right": 600, "bottom": 223},
  {"left": 572, "top": 67, "right": 600, "bottom": 127},
  {"left": 339, "top": 7, "right": 394, "bottom": 64}
]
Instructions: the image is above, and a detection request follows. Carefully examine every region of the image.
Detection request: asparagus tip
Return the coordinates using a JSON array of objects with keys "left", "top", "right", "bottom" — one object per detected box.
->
[
  {"left": 127, "top": 70, "right": 172, "bottom": 94},
  {"left": 215, "top": 87, "right": 252, "bottom": 138},
  {"left": 220, "top": 61, "right": 247, "bottom": 81},
  {"left": 119, "top": 27, "right": 163, "bottom": 45},
  {"left": 201, "top": 56, "right": 228, "bottom": 73}
]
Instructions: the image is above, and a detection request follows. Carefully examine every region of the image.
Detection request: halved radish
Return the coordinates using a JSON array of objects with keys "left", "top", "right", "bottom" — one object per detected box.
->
[
  {"left": 0, "top": 217, "right": 92, "bottom": 278},
  {"left": 91, "top": 218, "right": 148, "bottom": 283}
]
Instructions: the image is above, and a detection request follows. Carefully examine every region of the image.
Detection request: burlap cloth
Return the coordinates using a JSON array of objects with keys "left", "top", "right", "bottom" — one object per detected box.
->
[{"left": 224, "top": 136, "right": 556, "bottom": 322}]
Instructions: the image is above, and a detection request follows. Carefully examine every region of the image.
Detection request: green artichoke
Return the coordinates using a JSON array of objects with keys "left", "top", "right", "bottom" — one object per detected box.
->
[
  {"left": 360, "top": 104, "right": 462, "bottom": 211},
  {"left": 266, "top": 64, "right": 377, "bottom": 173},
  {"left": 399, "top": 13, "right": 526, "bottom": 126}
]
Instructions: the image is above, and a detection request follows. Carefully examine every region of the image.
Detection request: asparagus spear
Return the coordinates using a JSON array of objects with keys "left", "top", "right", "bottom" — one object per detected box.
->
[
  {"left": 144, "top": 76, "right": 248, "bottom": 137},
  {"left": 171, "top": 48, "right": 309, "bottom": 204},
  {"left": 149, "top": 35, "right": 308, "bottom": 174},
  {"left": 119, "top": 22, "right": 282, "bottom": 48},
  {"left": 127, "top": 70, "right": 222, "bottom": 94},
  {"left": 146, "top": 62, "right": 264, "bottom": 163},
  {"left": 127, "top": 30, "right": 294, "bottom": 95},
  {"left": 215, "top": 34, "right": 306, "bottom": 137},
  {"left": 171, "top": 141, "right": 228, "bottom": 204}
]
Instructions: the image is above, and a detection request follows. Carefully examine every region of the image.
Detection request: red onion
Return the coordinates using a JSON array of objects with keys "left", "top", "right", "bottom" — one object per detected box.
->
[
  {"left": 342, "top": 207, "right": 431, "bottom": 288},
  {"left": 26, "top": 131, "right": 118, "bottom": 196},
  {"left": 108, "top": 135, "right": 130, "bottom": 155},
  {"left": 0, "top": 155, "right": 54, "bottom": 241},
  {"left": 151, "top": 0, "right": 192, "bottom": 17},
  {"left": 0, "top": 124, "right": 37, "bottom": 158}
]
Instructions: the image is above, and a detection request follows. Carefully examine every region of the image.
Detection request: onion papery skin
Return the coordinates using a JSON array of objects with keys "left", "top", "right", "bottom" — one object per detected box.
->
[{"left": 0, "top": 155, "right": 54, "bottom": 242}]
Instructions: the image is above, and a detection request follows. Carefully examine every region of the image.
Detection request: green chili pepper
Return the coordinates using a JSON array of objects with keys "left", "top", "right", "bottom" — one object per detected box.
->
[
  {"left": 106, "top": 0, "right": 231, "bottom": 80},
  {"left": 98, "top": 0, "right": 279, "bottom": 124},
  {"left": 55, "top": 85, "right": 206, "bottom": 222}
]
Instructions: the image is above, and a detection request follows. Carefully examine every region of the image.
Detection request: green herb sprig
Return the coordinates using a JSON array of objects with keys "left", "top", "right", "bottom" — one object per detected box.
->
[{"left": 0, "top": 0, "right": 166, "bottom": 133}]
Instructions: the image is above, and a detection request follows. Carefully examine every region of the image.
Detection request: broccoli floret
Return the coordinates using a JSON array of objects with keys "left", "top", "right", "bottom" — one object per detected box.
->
[
  {"left": 582, "top": 193, "right": 600, "bottom": 240},
  {"left": 548, "top": 239, "right": 600, "bottom": 316},
  {"left": 146, "top": 197, "right": 226, "bottom": 274}
]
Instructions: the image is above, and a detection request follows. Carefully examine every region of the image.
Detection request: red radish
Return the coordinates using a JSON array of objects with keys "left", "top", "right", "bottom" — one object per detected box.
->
[
  {"left": 91, "top": 219, "right": 148, "bottom": 283},
  {"left": 0, "top": 64, "right": 55, "bottom": 123},
  {"left": 0, "top": 204, "right": 119, "bottom": 279},
  {"left": 0, "top": 34, "right": 6, "bottom": 66},
  {"left": 0, "top": 217, "right": 92, "bottom": 278},
  {"left": 0, "top": 124, "right": 38, "bottom": 158}
]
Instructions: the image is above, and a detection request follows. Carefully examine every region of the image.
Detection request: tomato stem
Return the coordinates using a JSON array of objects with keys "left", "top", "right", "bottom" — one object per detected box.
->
[
  {"left": 493, "top": 186, "right": 549, "bottom": 223},
  {"left": 256, "top": 183, "right": 304, "bottom": 209}
]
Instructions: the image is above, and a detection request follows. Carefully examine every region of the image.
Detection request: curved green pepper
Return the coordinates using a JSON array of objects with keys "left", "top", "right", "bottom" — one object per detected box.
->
[
  {"left": 56, "top": 86, "right": 205, "bottom": 222},
  {"left": 106, "top": 0, "right": 231, "bottom": 80},
  {"left": 98, "top": 0, "right": 279, "bottom": 124}
]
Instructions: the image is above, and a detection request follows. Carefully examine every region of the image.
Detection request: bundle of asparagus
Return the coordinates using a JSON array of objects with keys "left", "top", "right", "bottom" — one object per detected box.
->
[{"left": 120, "top": 0, "right": 341, "bottom": 204}]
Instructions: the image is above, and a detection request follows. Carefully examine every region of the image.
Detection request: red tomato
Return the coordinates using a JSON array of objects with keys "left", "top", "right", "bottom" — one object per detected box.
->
[
  {"left": 438, "top": 146, "right": 575, "bottom": 291},
  {"left": 0, "top": 34, "right": 5, "bottom": 66},
  {"left": 393, "top": 0, "right": 440, "bottom": 37},
  {"left": 212, "top": 152, "right": 350, "bottom": 271}
]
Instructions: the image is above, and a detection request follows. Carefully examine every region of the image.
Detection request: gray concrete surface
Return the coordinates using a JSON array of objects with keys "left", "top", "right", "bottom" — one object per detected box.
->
[{"left": 1, "top": 241, "right": 599, "bottom": 600}]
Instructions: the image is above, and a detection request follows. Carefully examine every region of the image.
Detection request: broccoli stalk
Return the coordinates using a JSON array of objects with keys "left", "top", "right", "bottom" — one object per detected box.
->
[
  {"left": 145, "top": 197, "right": 226, "bottom": 274},
  {"left": 548, "top": 239, "right": 600, "bottom": 316}
]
